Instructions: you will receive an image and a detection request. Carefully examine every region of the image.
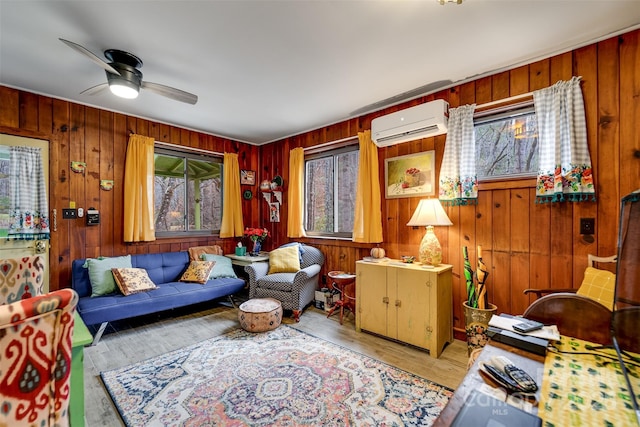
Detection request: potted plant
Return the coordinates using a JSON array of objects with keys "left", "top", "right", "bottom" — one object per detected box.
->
[
  {"left": 244, "top": 227, "right": 270, "bottom": 256},
  {"left": 462, "top": 245, "right": 497, "bottom": 355}
]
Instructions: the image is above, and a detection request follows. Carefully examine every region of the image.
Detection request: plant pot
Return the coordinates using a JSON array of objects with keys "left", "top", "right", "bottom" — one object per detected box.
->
[{"left": 463, "top": 301, "right": 497, "bottom": 356}]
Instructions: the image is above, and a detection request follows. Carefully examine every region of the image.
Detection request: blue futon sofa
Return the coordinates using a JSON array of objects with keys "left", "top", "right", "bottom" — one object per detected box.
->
[{"left": 71, "top": 251, "right": 245, "bottom": 344}]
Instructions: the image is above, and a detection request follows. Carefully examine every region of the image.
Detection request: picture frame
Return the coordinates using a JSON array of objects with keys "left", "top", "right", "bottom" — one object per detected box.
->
[
  {"left": 384, "top": 151, "right": 436, "bottom": 199},
  {"left": 240, "top": 169, "right": 256, "bottom": 185}
]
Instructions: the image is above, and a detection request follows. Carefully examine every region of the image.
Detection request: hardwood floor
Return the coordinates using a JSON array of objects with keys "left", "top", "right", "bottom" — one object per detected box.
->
[{"left": 82, "top": 301, "right": 469, "bottom": 426}]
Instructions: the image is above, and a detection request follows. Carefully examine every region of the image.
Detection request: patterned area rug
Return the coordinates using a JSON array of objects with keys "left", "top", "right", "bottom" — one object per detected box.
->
[{"left": 101, "top": 325, "right": 453, "bottom": 426}]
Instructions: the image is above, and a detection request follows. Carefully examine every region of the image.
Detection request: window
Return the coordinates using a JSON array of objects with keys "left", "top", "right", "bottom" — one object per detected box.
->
[
  {"left": 304, "top": 145, "right": 359, "bottom": 238},
  {"left": 154, "top": 146, "right": 222, "bottom": 237},
  {"left": 474, "top": 103, "right": 539, "bottom": 180}
]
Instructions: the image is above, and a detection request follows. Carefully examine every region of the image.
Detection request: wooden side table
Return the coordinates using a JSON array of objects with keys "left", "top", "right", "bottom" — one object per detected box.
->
[
  {"left": 70, "top": 312, "right": 93, "bottom": 426},
  {"left": 326, "top": 271, "right": 356, "bottom": 325},
  {"left": 224, "top": 252, "right": 270, "bottom": 267}
]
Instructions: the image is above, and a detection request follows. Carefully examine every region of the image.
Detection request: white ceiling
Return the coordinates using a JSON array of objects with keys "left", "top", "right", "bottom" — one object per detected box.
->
[{"left": 1, "top": 1, "right": 639, "bottom": 145}]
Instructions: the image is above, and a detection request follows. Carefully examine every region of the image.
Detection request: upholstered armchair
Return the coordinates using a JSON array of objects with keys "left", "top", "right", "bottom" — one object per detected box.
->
[
  {"left": 245, "top": 243, "right": 324, "bottom": 321},
  {"left": 0, "top": 255, "right": 46, "bottom": 304},
  {"left": 0, "top": 288, "right": 78, "bottom": 426}
]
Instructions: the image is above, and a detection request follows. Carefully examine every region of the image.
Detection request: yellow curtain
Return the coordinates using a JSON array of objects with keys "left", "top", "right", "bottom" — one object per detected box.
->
[
  {"left": 287, "top": 147, "right": 306, "bottom": 238},
  {"left": 353, "top": 130, "right": 383, "bottom": 243},
  {"left": 220, "top": 152, "right": 244, "bottom": 238},
  {"left": 123, "top": 134, "right": 156, "bottom": 242}
]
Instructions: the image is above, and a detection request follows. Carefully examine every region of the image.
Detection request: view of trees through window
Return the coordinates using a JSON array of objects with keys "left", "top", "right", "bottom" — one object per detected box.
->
[
  {"left": 154, "top": 149, "right": 222, "bottom": 235},
  {"left": 305, "top": 147, "right": 358, "bottom": 237},
  {"left": 475, "top": 109, "right": 539, "bottom": 180}
]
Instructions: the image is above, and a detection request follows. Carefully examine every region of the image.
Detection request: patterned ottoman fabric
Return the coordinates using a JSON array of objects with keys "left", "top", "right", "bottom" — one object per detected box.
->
[{"left": 238, "top": 298, "right": 282, "bottom": 332}]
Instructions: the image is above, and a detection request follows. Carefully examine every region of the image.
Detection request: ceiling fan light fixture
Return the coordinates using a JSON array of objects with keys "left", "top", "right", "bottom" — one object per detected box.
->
[{"left": 109, "top": 80, "right": 139, "bottom": 99}]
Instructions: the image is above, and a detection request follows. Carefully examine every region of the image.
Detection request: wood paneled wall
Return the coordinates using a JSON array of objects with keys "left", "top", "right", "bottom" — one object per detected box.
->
[
  {"left": 0, "top": 30, "right": 638, "bottom": 335},
  {"left": 0, "top": 91, "right": 262, "bottom": 291},
  {"left": 259, "top": 30, "right": 640, "bottom": 334}
]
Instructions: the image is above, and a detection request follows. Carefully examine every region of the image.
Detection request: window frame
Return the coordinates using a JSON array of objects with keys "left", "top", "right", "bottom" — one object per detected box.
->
[
  {"left": 473, "top": 100, "right": 539, "bottom": 182},
  {"left": 153, "top": 144, "right": 223, "bottom": 238},
  {"left": 303, "top": 143, "right": 359, "bottom": 239}
]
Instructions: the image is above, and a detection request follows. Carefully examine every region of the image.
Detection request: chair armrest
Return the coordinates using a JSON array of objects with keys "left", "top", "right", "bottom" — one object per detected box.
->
[
  {"left": 294, "top": 264, "right": 321, "bottom": 281},
  {"left": 245, "top": 262, "right": 269, "bottom": 282},
  {"left": 524, "top": 288, "right": 577, "bottom": 297}
]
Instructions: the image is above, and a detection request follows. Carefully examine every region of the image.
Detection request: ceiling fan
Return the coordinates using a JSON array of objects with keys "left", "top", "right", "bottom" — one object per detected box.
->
[{"left": 59, "top": 38, "right": 198, "bottom": 105}]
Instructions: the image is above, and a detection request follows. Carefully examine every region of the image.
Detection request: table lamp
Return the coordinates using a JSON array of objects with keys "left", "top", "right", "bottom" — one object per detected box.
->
[{"left": 407, "top": 198, "right": 453, "bottom": 266}]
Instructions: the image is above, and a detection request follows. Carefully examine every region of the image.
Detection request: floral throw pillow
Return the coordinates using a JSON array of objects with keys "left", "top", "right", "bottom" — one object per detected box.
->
[
  {"left": 111, "top": 268, "right": 157, "bottom": 296},
  {"left": 179, "top": 261, "right": 216, "bottom": 284}
]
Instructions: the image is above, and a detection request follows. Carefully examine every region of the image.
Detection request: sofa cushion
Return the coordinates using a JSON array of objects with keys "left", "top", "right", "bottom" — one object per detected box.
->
[
  {"left": 201, "top": 254, "right": 238, "bottom": 279},
  {"left": 268, "top": 246, "right": 301, "bottom": 274},
  {"left": 281, "top": 242, "right": 305, "bottom": 262},
  {"left": 112, "top": 268, "right": 157, "bottom": 296},
  {"left": 180, "top": 261, "right": 216, "bottom": 284},
  {"left": 84, "top": 255, "right": 132, "bottom": 297}
]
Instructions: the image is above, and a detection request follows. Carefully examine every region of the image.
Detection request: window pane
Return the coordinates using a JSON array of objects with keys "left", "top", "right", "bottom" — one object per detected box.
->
[
  {"left": 336, "top": 150, "right": 358, "bottom": 233},
  {"left": 475, "top": 112, "right": 538, "bottom": 180},
  {"left": 305, "top": 157, "right": 334, "bottom": 233},
  {"left": 154, "top": 153, "right": 186, "bottom": 232},
  {"left": 186, "top": 159, "right": 222, "bottom": 231}
]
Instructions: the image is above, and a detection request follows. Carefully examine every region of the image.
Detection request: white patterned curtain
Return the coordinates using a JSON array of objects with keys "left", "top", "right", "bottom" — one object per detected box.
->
[
  {"left": 533, "top": 76, "right": 594, "bottom": 203},
  {"left": 439, "top": 104, "right": 477, "bottom": 206},
  {"left": 8, "top": 147, "right": 50, "bottom": 240}
]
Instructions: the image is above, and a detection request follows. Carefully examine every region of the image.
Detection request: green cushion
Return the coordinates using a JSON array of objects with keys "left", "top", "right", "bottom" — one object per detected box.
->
[
  {"left": 84, "top": 255, "right": 132, "bottom": 297},
  {"left": 201, "top": 254, "right": 238, "bottom": 279}
]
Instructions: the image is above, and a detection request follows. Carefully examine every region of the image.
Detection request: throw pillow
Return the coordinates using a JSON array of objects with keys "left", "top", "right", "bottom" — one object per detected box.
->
[
  {"left": 268, "top": 245, "right": 301, "bottom": 274},
  {"left": 112, "top": 268, "right": 157, "bottom": 296},
  {"left": 281, "top": 242, "right": 305, "bottom": 263},
  {"left": 576, "top": 266, "right": 615, "bottom": 310},
  {"left": 188, "top": 245, "right": 223, "bottom": 261},
  {"left": 201, "top": 254, "right": 238, "bottom": 279},
  {"left": 180, "top": 260, "right": 216, "bottom": 284},
  {"left": 83, "top": 255, "right": 132, "bottom": 297}
]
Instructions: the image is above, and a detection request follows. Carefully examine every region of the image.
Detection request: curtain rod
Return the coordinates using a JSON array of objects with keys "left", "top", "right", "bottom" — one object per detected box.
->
[
  {"left": 302, "top": 135, "right": 357, "bottom": 152},
  {"left": 475, "top": 91, "right": 534, "bottom": 110},
  {"left": 154, "top": 140, "right": 223, "bottom": 157}
]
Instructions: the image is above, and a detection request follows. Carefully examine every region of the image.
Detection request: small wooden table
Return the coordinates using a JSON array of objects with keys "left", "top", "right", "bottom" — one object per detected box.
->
[
  {"left": 326, "top": 271, "right": 356, "bottom": 325},
  {"left": 432, "top": 340, "right": 544, "bottom": 426},
  {"left": 225, "top": 252, "right": 270, "bottom": 267}
]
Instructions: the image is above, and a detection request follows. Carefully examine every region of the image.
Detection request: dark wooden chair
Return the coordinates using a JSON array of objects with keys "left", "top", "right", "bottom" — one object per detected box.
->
[{"left": 521, "top": 254, "right": 617, "bottom": 345}]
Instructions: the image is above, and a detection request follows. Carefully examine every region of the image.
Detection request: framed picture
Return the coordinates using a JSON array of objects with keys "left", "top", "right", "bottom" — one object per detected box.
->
[
  {"left": 385, "top": 151, "right": 436, "bottom": 199},
  {"left": 240, "top": 169, "right": 256, "bottom": 185}
]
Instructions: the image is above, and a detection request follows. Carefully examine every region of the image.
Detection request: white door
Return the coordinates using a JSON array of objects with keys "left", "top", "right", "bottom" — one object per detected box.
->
[{"left": 0, "top": 134, "right": 50, "bottom": 293}]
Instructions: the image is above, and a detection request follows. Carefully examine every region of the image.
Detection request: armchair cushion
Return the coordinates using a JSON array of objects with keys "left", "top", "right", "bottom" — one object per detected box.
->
[
  {"left": 268, "top": 245, "right": 301, "bottom": 274},
  {"left": 576, "top": 267, "right": 615, "bottom": 310}
]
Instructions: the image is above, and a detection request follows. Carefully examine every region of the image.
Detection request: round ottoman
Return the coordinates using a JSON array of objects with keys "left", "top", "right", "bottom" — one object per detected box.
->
[{"left": 238, "top": 298, "right": 282, "bottom": 332}]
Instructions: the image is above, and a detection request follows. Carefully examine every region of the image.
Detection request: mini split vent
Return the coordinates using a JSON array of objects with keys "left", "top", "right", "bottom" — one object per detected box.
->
[{"left": 371, "top": 99, "right": 449, "bottom": 147}]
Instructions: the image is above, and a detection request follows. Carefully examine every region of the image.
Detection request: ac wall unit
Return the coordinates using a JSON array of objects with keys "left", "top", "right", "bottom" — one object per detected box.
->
[{"left": 371, "top": 99, "right": 449, "bottom": 147}]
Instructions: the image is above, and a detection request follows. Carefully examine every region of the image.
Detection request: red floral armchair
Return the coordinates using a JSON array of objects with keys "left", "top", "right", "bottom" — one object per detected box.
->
[{"left": 0, "top": 288, "right": 78, "bottom": 426}]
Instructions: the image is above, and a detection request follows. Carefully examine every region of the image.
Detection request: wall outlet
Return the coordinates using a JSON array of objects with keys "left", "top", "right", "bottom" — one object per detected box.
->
[
  {"left": 580, "top": 218, "right": 595, "bottom": 235},
  {"left": 62, "top": 208, "right": 77, "bottom": 219}
]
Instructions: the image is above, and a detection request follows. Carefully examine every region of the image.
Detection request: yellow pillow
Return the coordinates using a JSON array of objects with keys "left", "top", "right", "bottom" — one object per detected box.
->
[
  {"left": 268, "top": 245, "right": 301, "bottom": 274},
  {"left": 180, "top": 261, "right": 216, "bottom": 284},
  {"left": 576, "top": 266, "right": 615, "bottom": 310}
]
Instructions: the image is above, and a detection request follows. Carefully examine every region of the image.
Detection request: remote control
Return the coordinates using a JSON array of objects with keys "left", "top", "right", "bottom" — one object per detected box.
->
[
  {"left": 513, "top": 319, "right": 544, "bottom": 333},
  {"left": 481, "top": 363, "right": 523, "bottom": 392},
  {"left": 488, "top": 356, "right": 538, "bottom": 393}
]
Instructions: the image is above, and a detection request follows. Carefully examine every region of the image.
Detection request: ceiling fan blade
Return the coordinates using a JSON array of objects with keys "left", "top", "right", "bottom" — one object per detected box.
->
[
  {"left": 80, "top": 82, "right": 109, "bottom": 96},
  {"left": 59, "top": 38, "right": 121, "bottom": 76},
  {"left": 141, "top": 81, "right": 198, "bottom": 105}
]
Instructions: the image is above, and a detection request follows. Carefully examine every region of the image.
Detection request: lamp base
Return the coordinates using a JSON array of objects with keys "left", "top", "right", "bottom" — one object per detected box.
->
[{"left": 418, "top": 225, "right": 442, "bottom": 266}]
